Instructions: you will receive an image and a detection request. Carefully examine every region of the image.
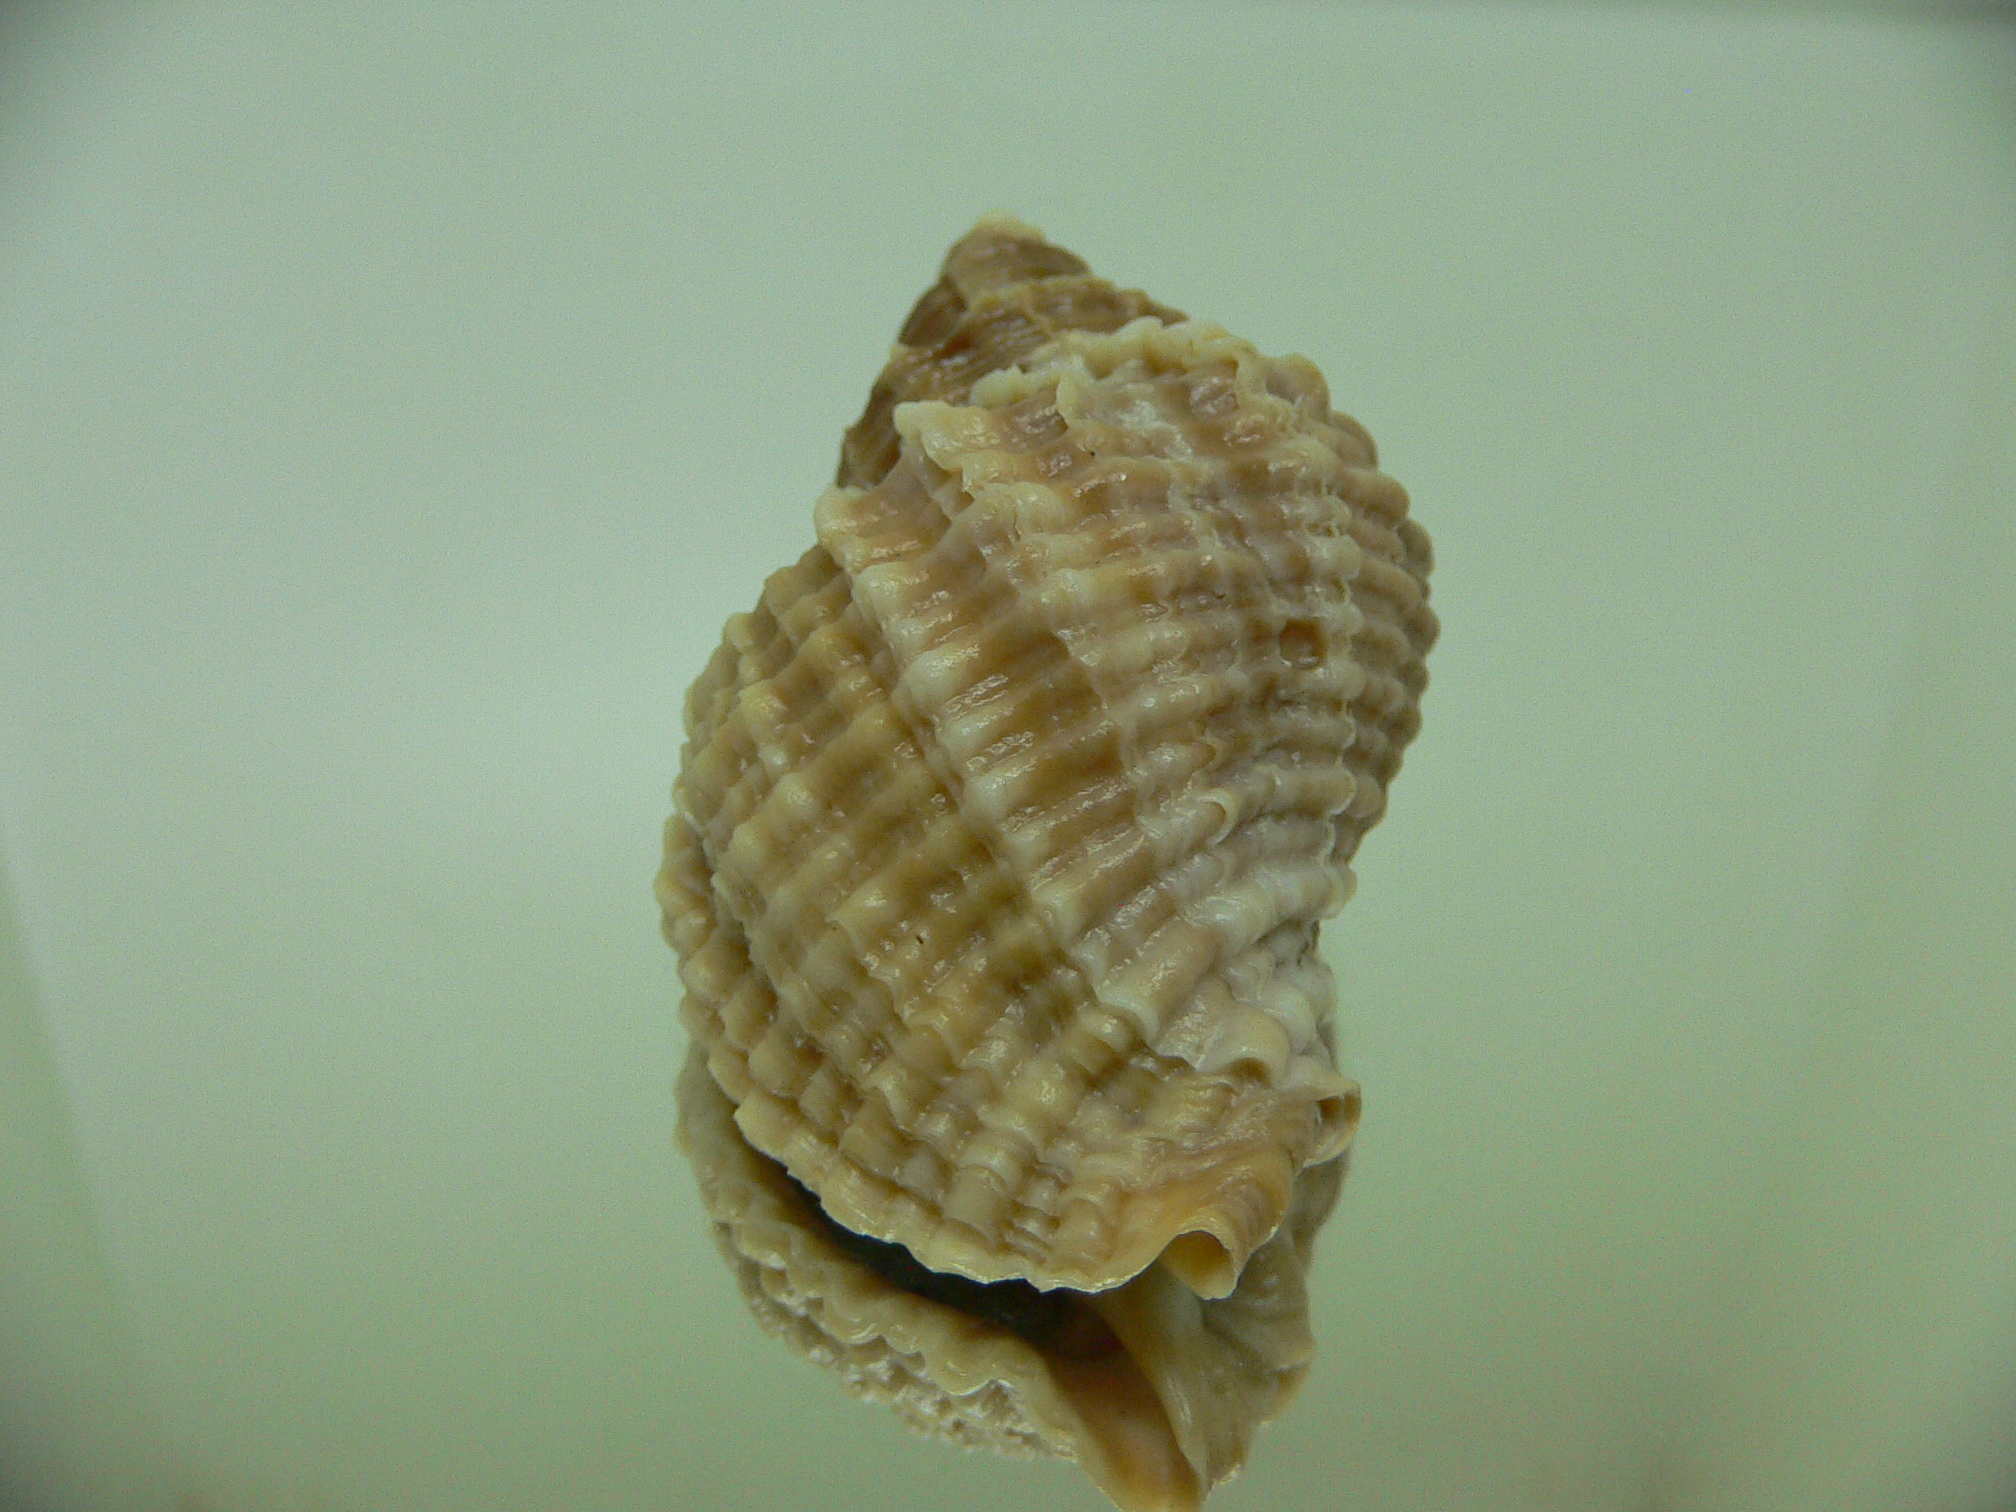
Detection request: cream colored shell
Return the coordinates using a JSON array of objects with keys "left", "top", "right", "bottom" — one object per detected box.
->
[{"left": 660, "top": 217, "right": 1435, "bottom": 1510}]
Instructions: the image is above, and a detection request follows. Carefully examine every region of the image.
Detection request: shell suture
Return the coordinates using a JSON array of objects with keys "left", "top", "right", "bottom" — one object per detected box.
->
[{"left": 660, "top": 216, "right": 1435, "bottom": 1512}]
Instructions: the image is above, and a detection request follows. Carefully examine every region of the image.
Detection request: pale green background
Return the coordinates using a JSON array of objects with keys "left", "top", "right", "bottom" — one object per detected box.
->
[{"left": 3, "top": 4, "right": 2013, "bottom": 1511}]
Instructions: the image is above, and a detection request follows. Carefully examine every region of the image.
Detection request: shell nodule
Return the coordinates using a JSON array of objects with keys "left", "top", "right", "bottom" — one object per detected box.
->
[{"left": 659, "top": 216, "right": 1436, "bottom": 1511}]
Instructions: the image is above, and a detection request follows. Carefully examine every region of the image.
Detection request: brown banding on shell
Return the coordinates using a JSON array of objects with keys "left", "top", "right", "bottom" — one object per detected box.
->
[{"left": 659, "top": 216, "right": 1434, "bottom": 1509}]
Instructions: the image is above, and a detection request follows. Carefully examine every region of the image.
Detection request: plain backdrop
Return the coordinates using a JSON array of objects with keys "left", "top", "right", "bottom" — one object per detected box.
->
[{"left": 3, "top": 4, "right": 2013, "bottom": 1511}]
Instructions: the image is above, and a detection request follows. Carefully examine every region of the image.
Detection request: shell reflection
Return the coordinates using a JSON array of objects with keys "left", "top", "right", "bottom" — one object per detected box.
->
[{"left": 659, "top": 217, "right": 1435, "bottom": 1510}]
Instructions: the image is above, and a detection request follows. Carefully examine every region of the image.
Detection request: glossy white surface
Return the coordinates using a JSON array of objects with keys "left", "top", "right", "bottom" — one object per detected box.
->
[{"left": 3, "top": 5, "right": 2012, "bottom": 1510}]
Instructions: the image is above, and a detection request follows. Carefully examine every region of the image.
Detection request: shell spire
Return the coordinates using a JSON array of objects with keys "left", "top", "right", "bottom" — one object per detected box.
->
[{"left": 659, "top": 218, "right": 1436, "bottom": 1510}]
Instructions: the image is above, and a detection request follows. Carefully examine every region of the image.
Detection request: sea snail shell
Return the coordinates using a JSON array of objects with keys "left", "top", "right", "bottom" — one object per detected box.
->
[{"left": 658, "top": 217, "right": 1436, "bottom": 1511}]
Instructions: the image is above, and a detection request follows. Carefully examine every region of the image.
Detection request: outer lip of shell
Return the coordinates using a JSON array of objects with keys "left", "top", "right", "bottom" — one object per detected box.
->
[{"left": 675, "top": 1039, "right": 1342, "bottom": 1512}]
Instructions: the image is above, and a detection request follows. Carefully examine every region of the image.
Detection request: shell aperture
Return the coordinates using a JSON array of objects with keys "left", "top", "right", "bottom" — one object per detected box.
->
[{"left": 659, "top": 217, "right": 1435, "bottom": 1511}]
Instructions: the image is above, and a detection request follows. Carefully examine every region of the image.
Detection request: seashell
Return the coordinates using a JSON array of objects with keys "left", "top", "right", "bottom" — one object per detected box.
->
[{"left": 658, "top": 216, "right": 1436, "bottom": 1510}]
